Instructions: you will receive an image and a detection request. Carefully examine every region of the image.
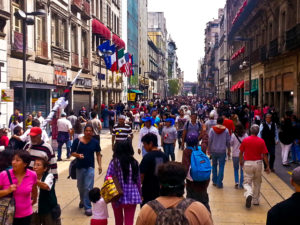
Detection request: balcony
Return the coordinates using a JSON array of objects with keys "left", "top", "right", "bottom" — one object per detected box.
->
[
  {"left": 35, "top": 40, "right": 50, "bottom": 64},
  {"left": 268, "top": 38, "right": 278, "bottom": 58},
  {"left": 71, "top": 52, "right": 80, "bottom": 70},
  {"left": 11, "top": 31, "right": 31, "bottom": 59},
  {"left": 81, "top": 1, "right": 91, "bottom": 20},
  {"left": 51, "top": 45, "right": 70, "bottom": 61},
  {"left": 71, "top": 0, "right": 82, "bottom": 12},
  {"left": 148, "top": 71, "right": 159, "bottom": 81},
  {"left": 82, "top": 56, "right": 89, "bottom": 72},
  {"left": 286, "top": 23, "right": 300, "bottom": 51}
]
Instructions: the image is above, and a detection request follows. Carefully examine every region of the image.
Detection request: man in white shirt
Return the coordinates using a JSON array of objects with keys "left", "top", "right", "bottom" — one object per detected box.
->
[
  {"left": 57, "top": 112, "right": 72, "bottom": 161},
  {"left": 138, "top": 115, "right": 161, "bottom": 156},
  {"left": 35, "top": 111, "right": 45, "bottom": 127}
]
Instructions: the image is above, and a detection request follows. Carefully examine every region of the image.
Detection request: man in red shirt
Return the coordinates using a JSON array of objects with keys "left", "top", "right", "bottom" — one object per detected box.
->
[
  {"left": 222, "top": 113, "right": 235, "bottom": 135},
  {"left": 239, "top": 124, "right": 270, "bottom": 208}
]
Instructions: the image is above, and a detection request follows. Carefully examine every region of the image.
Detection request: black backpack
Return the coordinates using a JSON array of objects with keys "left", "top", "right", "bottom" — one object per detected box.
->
[
  {"left": 147, "top": 198, "right": 195, "bottom": 225},
  {"left": 68, "top": 140, "right": 81, "bottom": 179}
]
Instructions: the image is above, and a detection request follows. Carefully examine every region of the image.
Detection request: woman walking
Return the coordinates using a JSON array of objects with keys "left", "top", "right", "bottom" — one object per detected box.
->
[
  {"left": 106, "top": 140, "right": 141, "bottom": 225},
  {"left": 230, "top": 122, "right": 247, "bottom": 188},
  {"left": 0, "top": 151, "right": 37, "bottom": 225},
  {"left": 279, "top": 117, "right": 295, "bottom": 166}
]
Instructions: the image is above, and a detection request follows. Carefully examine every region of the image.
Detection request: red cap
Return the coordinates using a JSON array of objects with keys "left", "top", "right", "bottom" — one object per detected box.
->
[{"left": 29, "top": 127, "right": 42, "bottom": 136}]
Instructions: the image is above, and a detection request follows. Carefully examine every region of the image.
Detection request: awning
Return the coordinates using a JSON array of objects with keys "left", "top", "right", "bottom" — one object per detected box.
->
[
  {"left": 129, "top": 89, "right": 143, "bottom": 94},
  {"left": 92, "top": 19, "right": 111, "bottom": 40},
  {"left": 231, "top": 46, "right": 245, "bottom": 60},
  {"left": 244, "top": 79, "right": 258, "bottom": 95},
  {"left": 236, "top": 80, "right": 244, "bottom": 89},
  {"left": 112, "top": 34, "right": 126, "bottom": 49},
  {"left": 230, "top": 83, "right": 238, "bottom": 92}
]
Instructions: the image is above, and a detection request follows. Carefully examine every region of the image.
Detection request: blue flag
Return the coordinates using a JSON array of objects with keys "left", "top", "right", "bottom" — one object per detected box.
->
[
  {"left": 98, "top": 40, "right": 112, "bottom": 53},
  {"left": 102, "top": 44, "right": 116, "bottom": 69}
]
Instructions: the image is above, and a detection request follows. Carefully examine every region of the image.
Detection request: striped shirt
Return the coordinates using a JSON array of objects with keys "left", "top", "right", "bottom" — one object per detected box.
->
[
  {"left": 112, "top": 124, "right": 133, "bottom": 142},
  {"left": 23, "top": 141, "right": 58, "bottom": 179}
]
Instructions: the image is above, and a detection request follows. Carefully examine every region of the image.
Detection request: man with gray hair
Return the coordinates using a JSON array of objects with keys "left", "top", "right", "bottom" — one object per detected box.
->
[
  {"left": 266, "top": 166, "right": 300, "bottom": 225},
  {"left": 239, "top": 124, "right": 270, "bottom": 208}
]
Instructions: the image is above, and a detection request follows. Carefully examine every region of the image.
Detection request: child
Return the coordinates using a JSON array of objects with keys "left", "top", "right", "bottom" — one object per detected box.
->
[
  {"left": 161, "top": 118, "right": 177, "bottom": 161},
  {"left": 89, "top": 188, "right": 108, "bottom": 225}
]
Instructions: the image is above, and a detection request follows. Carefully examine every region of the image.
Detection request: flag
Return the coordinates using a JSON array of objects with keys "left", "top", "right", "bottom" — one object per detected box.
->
[
  {"left": 110, "top": 51, "right": 118, "bottom": 72},
  {"left": 118, "top": 49, "right": 126, "bottom": 73},
  {"left": 98, "top": 40, "right": 113, "bottom": 54},
  {"left": 103, "top": 44, "right": 117, "bottom": 70},
  {"left": 124, "top": 53, "right": 131, "bottom": 77}
]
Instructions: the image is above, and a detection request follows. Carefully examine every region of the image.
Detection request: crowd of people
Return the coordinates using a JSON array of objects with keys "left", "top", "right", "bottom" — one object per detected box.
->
[{"left": 0, "top": 97, "right": 300, "bottom": 225}]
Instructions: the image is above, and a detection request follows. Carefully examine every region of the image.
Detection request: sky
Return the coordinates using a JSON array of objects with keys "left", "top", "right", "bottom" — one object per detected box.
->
[{"left": 148, "top": 0, "right": 226, "bottom": 82}]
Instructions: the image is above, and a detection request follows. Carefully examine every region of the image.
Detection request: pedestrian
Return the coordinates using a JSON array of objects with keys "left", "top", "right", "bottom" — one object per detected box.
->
[
  {"left": 73, "top": 117, "right": 86, "bottom": 140},
  {"left": 106, "top": 140, "right": 141, "bottom": 225},
  {"left": 8, "top": 126, "right": 25, "bottom": 151},
  {"left": 266, "top": 166, "right": 300, "bottom": 225},
  {"left": 0, "top": 151, "right": 38, "bottom": 225},
  {"left": 112, "top": 115, "right": 133, "bottom": 147},
  {"left": 182, "top": 132, "right": 211, "bottom": 211},
  {"left": 138, "top": 115, "right": 161, "bottom": 156},
  {"left": 240, "top": 124, "right": 270, "bottom": 208},
  {"left": 136, "top": 162, "right": 213, "bottom": 225},
  {"left": 175, "top": 109, "right": 188, "bottom": 149},
  {"left": 79, "top": 106, "right": 88, "bottom": 120},
  {"left": 57, "top": 112, "right": 72, "bottom": 161},
  {"left": 87, "top": 111, "right": 102, "bottom": 143},
  {"left": 32, "top": 158, "right": 61, "bottom": 225},
  {"left": 108, "top": 106, "right": 116, "bottom": 134},
  {"left": 71, "top": 125, "right": 102, "bottom": 216},
  {"left": 67, "top": 110, "right": 78, "bottom": 127},
  {"left": 23, "top": 127, "right": 58, "bottom": 179},
  {"left": 140, "top": 133, "right": 168, "bottom": 206},
  {"left": 205, "top": 112, "right": 217, "bottom": 134},
  {"left": 208, "top": 117, "right": 231, "bottom": 188},
  {"left": 181, "top": 113, "right": 202, "bottom": 150},
  {"left": 222, "top": 112, "right": 235, "bottom": 136},
  {"left": 133, "top": 111, "right": 141, "bottom": 131},
  {"left": 35, "top": 111, "right": 45, "bottom": 127},
  {"left": 9, "top": 116, "right": 23, "bottom": 136},
  {"left": 279, "top": 117, "right": 294, "bottom": 166},
  {"left": 25, "top": 114, "right": 33, "bottom": 130},
  {"left": 161, "top": 118, "right": 177, "bottom": 161},
  {"left": 258, "top": 113, "right": 279, "bottom": 172},
  {"left": 9, "top": 108, "right": 23, "bottom": 128},
  {"left": 88, "top": 188, "right": 108, "bottom": 225},
  {"left": 230, "top": 122, "right": 247, "bottom": 189},
  {"left": 0, "top": 128, "right": 9, "bottom": 151}
]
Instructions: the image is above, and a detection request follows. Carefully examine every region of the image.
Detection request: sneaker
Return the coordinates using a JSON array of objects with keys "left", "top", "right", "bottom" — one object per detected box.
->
[
  {"left": 253, "top": 201, "right": 259, "bottom": 206},
  {"left": 246, "top": 195, "right": 252, "bottom": 208},
  {"left": 213, "top": 183, "right": 217, "bottom": 187},
  {"left": 235, "top": 184, "right": 239, "bottom": 189},
  {"left": 79, "top": 201, "right": 84, "bottom": 209},
  {"left": 57, "top": 158, "right": 62, "bottom": 162},
  {"left": 85, "top": 209, "right": 92, "bottom": 216}
]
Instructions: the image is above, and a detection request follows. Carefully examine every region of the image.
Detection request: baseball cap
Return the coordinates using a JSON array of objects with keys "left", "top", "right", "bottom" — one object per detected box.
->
[
  {"left": 61, "top": 112, "right": 67, "bottom": 117},
  {"left": 292, "top": 167, "right": 300, "bottom": 185},
  {"left": 29, "top": 127, "right": 42, "bottom": 136}
]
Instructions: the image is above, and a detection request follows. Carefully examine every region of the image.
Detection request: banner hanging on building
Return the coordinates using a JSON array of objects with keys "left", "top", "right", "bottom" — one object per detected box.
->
[
  {"left": 1, "top": 89, "right": 14, "bottom": 102},
  {"left": 128, "top": 93, "right": 136, "bottom": 101},
  {"left": 54, "top": 65, "right": 67, "bottom": 86}
]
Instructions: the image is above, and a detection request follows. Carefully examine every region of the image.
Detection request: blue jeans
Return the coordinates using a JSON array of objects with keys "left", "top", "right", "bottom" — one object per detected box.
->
[
  {"left": 57, "top": 140, "right": 71, "bottom": 159},
  {"left": 76, "top": 167, "right": 95, "bottom": 210},
  {"left": 211, "top": 153, "right": 226, "bottom": 188},
  {"left": 232, "top": 157, "right": 243, "bottom": 187},
  {"left": 163, "top": 143, "right": 175, "bottom": 161},
  {"left": 291, "top": 140, "right": 300, "bottom": 162}
]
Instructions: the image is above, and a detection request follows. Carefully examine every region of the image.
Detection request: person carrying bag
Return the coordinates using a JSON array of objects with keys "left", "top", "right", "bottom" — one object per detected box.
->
[{"left": 0, "top": 170, "right": 15, "bottom": 225}]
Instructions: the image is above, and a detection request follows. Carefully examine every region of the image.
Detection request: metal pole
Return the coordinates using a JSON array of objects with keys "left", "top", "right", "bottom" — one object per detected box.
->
[
  {"left": 22, "top": 20, "right": 26, "bottom": 130},
  {"left": 144, "top": 72, "right": 146, "bottom": 99},
  {"left": 98, "top": 56, "right": 102, "bottom": 115},
  {"left": 249, "top": 40, "right": 252, "bottom": 127},
  {"left": 227, "top": 60, "right": 230, "bottom": 101}
]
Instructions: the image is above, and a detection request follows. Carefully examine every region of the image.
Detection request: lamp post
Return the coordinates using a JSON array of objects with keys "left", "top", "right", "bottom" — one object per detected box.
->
[
  {"left": 14, "top": 9, "right": 46, "bottom": 130},
  {"left": 144, "top": 71, "right": 151, "bottom": 100},
  {"left": 234, "top": 36, "right": 253, "bottom": 127}
]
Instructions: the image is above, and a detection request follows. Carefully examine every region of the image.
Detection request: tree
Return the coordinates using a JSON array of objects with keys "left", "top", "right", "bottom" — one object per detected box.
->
[
  {"left": 191, "top": 85, "right": 197, "bottom": 96},
  {"left": 168, "top": 79, "right": 179, "bottom": 96}
]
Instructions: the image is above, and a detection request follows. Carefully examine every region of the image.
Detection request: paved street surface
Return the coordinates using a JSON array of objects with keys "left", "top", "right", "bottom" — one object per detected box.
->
[{"left": 56, "top": 130, "right": 294, "bottom": 225}]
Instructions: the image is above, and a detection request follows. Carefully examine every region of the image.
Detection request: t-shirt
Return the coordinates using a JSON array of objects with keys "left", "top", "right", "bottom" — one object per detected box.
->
[
  {"left": 162, "top": 126, "right": 177, "bottom": 144},
  {"left": 109, "top": 111, "right": 115, "bottom": 121},
  {"left": 183, "top": 121, "right": 202, "bottom": 136},
  {"left": 240, "top": 136, "right": 268, "bottom": 161},
  {"left": 87, "top": 118, "right": 102, "bottom": 136},
  {"left": 176, "top": 116, "right": 188, "bottom": 131},
  {"left": 0, "top": 135, "right": 9, "bottom": 147},
  {"left": 140, "top": 151, "right": 168, "bottom": 203},
  {"left": 71, "top": 138, "right": 101, "bottom": 169},
  {"left": 57, "top": 118, "right": 72, "bottom": 132},
  {"left": 112, "top": 124, "right": 133, "bottom": 142},
  {"left": 136, "top": 196, "right": 213, "bottom": 225},
  {"left": 92, "top": 198, "right": 109, "bottom": 220},
  {"left": 223, "top": 118, "right": 235, "bottom": 135},
  {"left": 0, "top": 169, "right": 37, "bottom": 218},
  {"left": 134, "top": 113, "right": 141, "bottom": 122}
]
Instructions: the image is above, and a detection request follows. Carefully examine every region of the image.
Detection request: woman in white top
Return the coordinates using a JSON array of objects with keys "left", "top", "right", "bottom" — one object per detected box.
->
[{"left": 230, "top": 122, "right": 248, "bottom": 189}]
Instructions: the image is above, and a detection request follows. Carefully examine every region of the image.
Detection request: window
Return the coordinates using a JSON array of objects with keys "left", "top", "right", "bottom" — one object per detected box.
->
[
  {"left": 71, "top": 25, "right": 77, "bottom": 53},
  {"left": 114, "top": 14, "right": 117, "bottom": 33},
  {"left": 96, "top": 0, "right": 99, "bottom": 18},
  {"left": 107, "top": 5, "right": 111, "bottom": 27},
  {"left": 12, "top": 5, "right": 22, "bottom": 32},
  {"left": 51, "top": 14, "right": 59, "bottom": 46},
  {"left": 117, "top": 17, "right": 119, "bottom": 35},
  {"left": 269, "top": 22, "right": 273, "bottom": 42},
  {"left": 61, "top": 20, "right": 68, "bottom": 50},
  {"left": 82, "top": 31, "right": 88, "bottom": 57},
  {"left": 100, "top": 0, "right": 103, "bottom": 21}
]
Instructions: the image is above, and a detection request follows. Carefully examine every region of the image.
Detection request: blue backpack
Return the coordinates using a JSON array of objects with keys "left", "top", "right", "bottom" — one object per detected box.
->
[{"left": 188, "top": 146, "right": 211, "bottom": 182}]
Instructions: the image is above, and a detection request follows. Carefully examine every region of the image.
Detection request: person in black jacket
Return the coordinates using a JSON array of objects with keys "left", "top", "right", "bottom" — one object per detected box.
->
[
  {"left": 266, "top": 166, "right": 300, "bottom": 225},
  {"left": 279, "top": 117, "right": 295, "bottom": 166},
  {"left": 7, "top": 126, "right": 25, "bottom": 151}
]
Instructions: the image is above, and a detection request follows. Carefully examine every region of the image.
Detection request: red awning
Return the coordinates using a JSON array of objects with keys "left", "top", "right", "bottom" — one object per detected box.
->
[
  {"left": 231, "top": 46, "right": 245, "bottom": 60},
  {"left": 112, "top": 34, "right": 126, "bottom": 49},
  {"left": 236, "top": 80, "right": 245, "bottom": 89},
  {"left": 232, "top": 0, "right": 248, "bottom": 24},
  {"left": 230, "top": 83, "right": 238, "bottom": 92},
  {"left": 92, "top": 19, "right": 111, "bottom": 40}
]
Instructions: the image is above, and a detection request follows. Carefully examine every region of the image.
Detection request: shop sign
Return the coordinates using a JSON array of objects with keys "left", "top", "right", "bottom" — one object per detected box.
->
[
  {"left": 128, "top": 93, "right": 136, "bottom": 101},
  {"left": 54, "top": 65, "right": 67, "bottom": 86},
  {"left": 1, "top": 89, "right": 14, "bottom": 102},
  {"left": 27, "top": 74, "right": 46, "bottom": 84},
  {"left": 76, "top": 78, "right": 92, "bottom": 89}
]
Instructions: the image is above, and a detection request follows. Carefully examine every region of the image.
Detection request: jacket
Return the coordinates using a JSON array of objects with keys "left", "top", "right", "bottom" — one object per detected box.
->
[{"left": 208, "top": 125, "right": 230, "bottom": 154}]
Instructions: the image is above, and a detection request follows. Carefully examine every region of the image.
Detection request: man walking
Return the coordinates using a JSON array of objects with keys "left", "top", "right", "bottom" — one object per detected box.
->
[
  {"left": 181, "top": 113, "right": 202, "bottom": 149},
  {"left": 87, "top": 111, "right": 102, "bottom": 143},
  {"left": 240, "top": 124, "right": 270, "bottom": 208},
  {"left": 112, "top": 115, "right": 133, "bottom": 147},
  {"left": 208, "top": 117, "right": 230, "bottom": 188},
  {"left": 35, "top": 111, "right": 45, "bottom": 127},
  {"left": 258, "top": 114, "right": 279, "bottom": 172},
  {"left": 57, "top": 112, "right": 72, "bottom": 161},
  {"left": 266, "top": 167, "right": 300, "bottom": 225}
]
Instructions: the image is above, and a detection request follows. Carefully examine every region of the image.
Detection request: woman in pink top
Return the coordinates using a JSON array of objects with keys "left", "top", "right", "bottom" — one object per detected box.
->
[{"left": 0, "top": 151, "right": 37, "bottom": 225}]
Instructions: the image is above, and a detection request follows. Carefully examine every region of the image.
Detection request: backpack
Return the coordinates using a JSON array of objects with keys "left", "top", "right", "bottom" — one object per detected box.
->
[
  {"left": 186, "top": 121, "right": 202, "bottom": 132},
  {"left": 0, "top": 170, "right": 15, "bottom": 225},
  {"left": 188, "top": 146, "right": 211, "bottom": 182},
  {"left": 147, "top": 198, "right": 195, "bottom": 225}
]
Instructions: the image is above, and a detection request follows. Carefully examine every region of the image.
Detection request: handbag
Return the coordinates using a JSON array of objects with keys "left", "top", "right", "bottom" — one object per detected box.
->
[
  {"left": 68, "top": 140, "right": 81, "bottom": 179},
  {"left": 51, "top": 204, "right": 61, "bottom": 220},
  {"left": 0, "top": 170, "right": 15, "bottom": 225},
  {"left": 100, "top": 159, "right": 124, "bottom": 203}
]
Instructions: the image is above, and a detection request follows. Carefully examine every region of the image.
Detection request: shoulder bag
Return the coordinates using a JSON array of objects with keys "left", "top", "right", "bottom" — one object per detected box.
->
[{"left": 0, "top": 170, "right": 15, "bottom": 225}]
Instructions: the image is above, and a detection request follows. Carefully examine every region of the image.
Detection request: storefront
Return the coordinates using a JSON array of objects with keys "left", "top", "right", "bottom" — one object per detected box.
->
[
  {"left": 72, "top": 76, "right": 92, "bottom": 114},
  {"left": 244, "top": 79, "right": 259, "bottom": 106}
]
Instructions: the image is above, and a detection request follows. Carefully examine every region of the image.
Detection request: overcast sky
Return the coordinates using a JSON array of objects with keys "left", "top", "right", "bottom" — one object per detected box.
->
[{"left": 148, "top": 0, "right": 226, "bottom": 82}]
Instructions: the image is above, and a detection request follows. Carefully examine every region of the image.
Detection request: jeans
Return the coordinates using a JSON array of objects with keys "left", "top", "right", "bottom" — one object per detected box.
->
[
  {"left": 112, "top": 203, "right": 136, "bottom": 225},
  {"left": 57, "top": 140, "right": 71, "bottom": 160},
  {"left": 163, "top": 143, "right": 175, "bottom": 161},
  {"left": 76, "top": 167, "right": 95, "bottom": 210},
  {"left": 291, "top": 140, "right": 300, "bottom": 162},
  {"left": 232, "top": 157, "right": 243, "bottom": 187},
  {"left": 211, "top": 152, "right": 226, "bottom": 188}
]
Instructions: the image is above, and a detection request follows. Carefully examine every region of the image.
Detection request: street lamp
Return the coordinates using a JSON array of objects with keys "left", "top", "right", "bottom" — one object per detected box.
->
[
  {"left": 14, "top": 9, "right": 46, "bottom": 130},
  {"left": 234, "top": 36, "right": 253, "bottom": 126}
]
